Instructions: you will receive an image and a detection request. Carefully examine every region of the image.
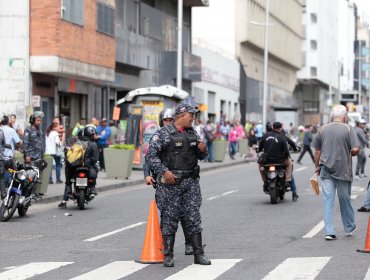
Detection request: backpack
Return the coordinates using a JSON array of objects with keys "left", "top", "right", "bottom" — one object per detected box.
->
[
  {"left": 66, "top": 140, "right": 88, "bottom": 167},
  {"left": 204, "top": 128, "right": 215, "bottom": 143}
]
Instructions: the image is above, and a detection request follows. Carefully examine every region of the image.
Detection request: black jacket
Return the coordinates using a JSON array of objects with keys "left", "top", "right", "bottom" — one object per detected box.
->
[
  {"left": 259, "top": 130, "right": 289, "bottom": 163},
  {"left": 79, "top": 136, "right": 99, "bottom": 168}
]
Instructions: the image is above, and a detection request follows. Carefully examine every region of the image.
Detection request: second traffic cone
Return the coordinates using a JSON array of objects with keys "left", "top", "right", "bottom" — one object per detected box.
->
[
  {"left": 357, "top": 215, "right": 370, "bottom": 253},
  {"left": 136, "top": 200, "right": 164, "bottom": 263}
]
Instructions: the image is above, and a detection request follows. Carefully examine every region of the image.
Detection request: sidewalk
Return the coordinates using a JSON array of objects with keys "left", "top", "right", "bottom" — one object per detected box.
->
[{"left": 37, "top": 153, "right": 256, "bottom": 204}]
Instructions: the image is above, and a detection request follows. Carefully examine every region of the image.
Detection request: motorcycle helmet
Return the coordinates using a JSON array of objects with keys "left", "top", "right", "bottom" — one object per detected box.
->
[
  {"left": 159, "top": 108, "right": 174, "bottom": 127},
  {"left": 29, "top": 111, "right": 44, "bottom": 125},
  {"left": 265, "top": 121, "right": 272, "bottom": 132},
  {"left": 82, "top": 125, "right": 96, "bottom": 140},
  {"left": 4, "top": 159, "right": 16, "bottom": 171}
]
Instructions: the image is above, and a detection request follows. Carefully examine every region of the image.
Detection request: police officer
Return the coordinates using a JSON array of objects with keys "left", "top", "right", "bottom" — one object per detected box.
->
[
  {"left": 146, "top": 103, "right": 211, "bottom": 267},
  {"left": 144, "top": 108, "right": 194, "bottom": 256},
  {"left": 0, "top": 125, "right": 6, "bottom": 199},
  {"left": 23, "top": 111, "right": 45, "bottom": 163},
  {"left": 58, "top": 126, "right": 99, "bottom": 208}
]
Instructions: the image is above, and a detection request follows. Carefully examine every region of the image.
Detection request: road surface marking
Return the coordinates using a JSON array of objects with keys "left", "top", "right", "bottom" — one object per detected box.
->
[
  {"left": 262, "top": 257, "right": 331, "bottom": 280},
  {"left": 207, "top": 195, "right": 221, "bottom": 201},
  {"left": 353, "top": 186, "right": 365, "bottom": 192},
  {"left": 84, "top": 222, "right": 146, "bottom": 242},
  {"left": 303, "top": 221, "right": 324, "bottom": 238},
  {"left": 222, "top": 190, "right": 239, "bottom": 196},
  {"left": 295, "top": 166, "right": 307, "bottom": 172},
  {"left": 164, "top": 259, "right": 242, "bottom": 280},
  {"left": 0, "top": 262, "right": 73, "bottom": 280},
  {"left": 68, "top": 261, "right": 149, "bottom": 280},
  {"left": 364, "top": 266, "right": 370, "bottom": 280},
  {"left": 207, "top": 190, "right": 238, "bottom": 201},
  {"left": 351, "top": 195, "right": 358, "bottom": 200}
]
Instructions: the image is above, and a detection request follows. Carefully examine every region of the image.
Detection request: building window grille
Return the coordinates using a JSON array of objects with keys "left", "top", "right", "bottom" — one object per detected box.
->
[
  {"left": 61, "top": 0, "right": 84, "bottom": 26},
  {"left": 310, "top": 66, "right": 317, "bottom": 76},
  {"left": 310, "top": 40, "right": 317, "bottom": 50},
  {"left": 303, "top": 100, "right": 319, "bottom": 113},
  {"left": 97, "top": 1, "right": 115, "bottom": 36},
  {"left": 310, "top": 13, "right": 317, "bottom": 23}
]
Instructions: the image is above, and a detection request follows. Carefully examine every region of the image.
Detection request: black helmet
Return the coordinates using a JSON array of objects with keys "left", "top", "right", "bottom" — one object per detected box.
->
[
  {"left": 29, "top": 111, "right": 44, "bottom": 125},
  {"left": 82, "top": 125, "right": 96, "bottom": 139},
  {"left": 266, "top": 121, "right": 272, "bottom": 132}
]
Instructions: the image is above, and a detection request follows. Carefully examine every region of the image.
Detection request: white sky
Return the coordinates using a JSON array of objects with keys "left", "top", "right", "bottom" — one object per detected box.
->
[{"left": 352, "top": 0, "right": 370, "bottom": 23}]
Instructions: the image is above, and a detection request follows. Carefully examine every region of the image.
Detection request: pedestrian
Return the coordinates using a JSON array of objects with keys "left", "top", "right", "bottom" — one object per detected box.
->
[
  {"left": 247, "top": 124, "right": 257, "bottom": 159},
  {"left": 23, "top": 111, "right": 46, "bottom": 196},
  {"left": 145, "top": 103, "right": 211, "bottom": 267},
  {"left": 193, "top": 119, "right": 205, "bottom": 142},
  {"left": 9, "top": 114, "right": 23, "bottom": 137},
  {"left": 109, "top": 120, "right": 117, "bottom": 145},
  {"left": 96, "top": 118, "right": 111, "bottom": 171},
  {"left": 228, "top": 124, "right": 238, "bottom": 159},
  {"left": 0, "top": 115, "right": 21, "bottom": 187},
  {"left": 203, "top": 120, "right": 215, "bottom": 162},
  {"left": 0, "top": 117, "right": 8, "bottom": 198},
  {"left": 354, "top": 119, "right": 368, "bottom": 180},
  {"left": 296, "top": 125, "right": 315, "bottom": 164},
  {"left": 45, "top": 120, "right": 63, "bottom": 184},
  {"left": 314, "top": 105, "right": 359, "bottom": 240},
  {"left": 72, "top": 118, "right": 86, "bottom": 139},
  {"left": 255, "top": 121, "right": 263, "bottom": 142}
]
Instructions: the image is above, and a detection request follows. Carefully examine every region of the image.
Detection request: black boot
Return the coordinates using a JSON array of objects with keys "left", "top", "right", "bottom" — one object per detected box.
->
[
  {"left": 181, "top": 224, "right": 194, "bottom": 255},
  {"left": 163, "top": 235, "right": 175, "bottom": 267},
  {"left": 190, "top": 233, "right": 211, "bottom": 265}
]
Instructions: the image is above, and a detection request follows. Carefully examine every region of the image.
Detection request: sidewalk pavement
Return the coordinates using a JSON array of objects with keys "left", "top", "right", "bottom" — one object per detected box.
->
[{"left": 37, "top": 153, "right": 256, "bottom": 204}]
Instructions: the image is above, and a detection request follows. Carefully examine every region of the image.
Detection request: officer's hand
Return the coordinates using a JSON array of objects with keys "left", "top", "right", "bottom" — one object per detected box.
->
[
  {"left": 145, "top": 176, "right": 156, "bottom": 185},
  {"left": 198, "top": 141, "right": 207, "bottom": 153},
  {"left": 163, "top": 170, "right": 177, "bottom": 185},
  {"left": 25, "top": 156, "right": 31, "bottom": 163}
]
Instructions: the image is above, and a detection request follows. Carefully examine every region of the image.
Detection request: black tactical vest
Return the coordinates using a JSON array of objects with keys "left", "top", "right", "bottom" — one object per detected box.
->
[{"left": 160, "top": 124, "right": 198, "bottom": 171}]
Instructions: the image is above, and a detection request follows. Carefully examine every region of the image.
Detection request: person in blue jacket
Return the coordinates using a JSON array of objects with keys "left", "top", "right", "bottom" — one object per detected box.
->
[{"left": 96, "top": 118, "right": 111, "bottom": 171}]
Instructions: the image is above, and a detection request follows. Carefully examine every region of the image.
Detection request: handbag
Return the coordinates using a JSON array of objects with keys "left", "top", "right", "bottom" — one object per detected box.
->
[{"left": 55, "top": 144, "right": 64, "bottom": 157}]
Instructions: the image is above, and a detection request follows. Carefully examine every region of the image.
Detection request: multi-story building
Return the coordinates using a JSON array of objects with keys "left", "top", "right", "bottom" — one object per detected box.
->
[
  {"left": 297, "top": 0, "right": 339, "bottom": 125},
  {"left": 235, "top": 0, "right": 303, "bottom": 127}
]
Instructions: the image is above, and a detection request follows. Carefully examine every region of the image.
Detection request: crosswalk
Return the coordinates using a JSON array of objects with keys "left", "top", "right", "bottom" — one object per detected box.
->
[{"left": 1, "top": 258, "right": 369, "bottom": 280}]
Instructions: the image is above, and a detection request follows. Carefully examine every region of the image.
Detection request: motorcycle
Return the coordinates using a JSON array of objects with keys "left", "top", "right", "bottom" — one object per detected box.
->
[
  {"left": 70, "top": 166, "right": 95, "bottom": 210},
  {"left": 261, "top": 163, "right": 287, "bottom": 204},
  {"left": 0, "top": 159, "right": 45, "bottom": 222}
]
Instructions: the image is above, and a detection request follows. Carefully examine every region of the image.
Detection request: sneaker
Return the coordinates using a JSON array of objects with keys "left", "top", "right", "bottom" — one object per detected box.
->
[
  {"left": 354, "top": 175, "right": 361, "bottom": 180},
  {"left": 56, "top": 179, "right": 63, "bottom": 184},
  {"left": 292, "top": 192, "right": 299, "bottom": 201},
  {"left": 361, "top": 174, "right": 368, "bottom": 179},
  {"left": 346, "top": 225, "right": 357, "bottom": 236},
  {"left": 358, "top": 206, "right": 370, "bottom": 212},
  {"left": 49, "top": 179, "right": 54, "bottom": 184},
  {"left": 325, "top": 235, "right": 337, "bottom": 241},
  {"left": 58, "top": 201, "right": 67, "bottom": 209},
  {"left": 296, "top": 161, "right": 302, "bottom": 165}
]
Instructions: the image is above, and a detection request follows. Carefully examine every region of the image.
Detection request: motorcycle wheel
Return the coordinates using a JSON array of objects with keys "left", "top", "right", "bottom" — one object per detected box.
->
[
  {"left": 279, "top": 190, "right": 285, "bottom": 200},
  {"left": 77, "top": 189, "right": 85, "bottom": 210},
  {"left": 0, "top": 193, "right": 20, "bottom": 222},
  {"left": 269, "top": 182, "right": 279, "bottom": 204},
  {"left": 18, "top": 206, "right": 28, "bottom": 217}
]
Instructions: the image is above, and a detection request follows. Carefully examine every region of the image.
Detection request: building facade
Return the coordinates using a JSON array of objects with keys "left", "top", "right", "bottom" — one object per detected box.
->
[{"left": 235, "top": 0, "right": 303, "bottom": 127}]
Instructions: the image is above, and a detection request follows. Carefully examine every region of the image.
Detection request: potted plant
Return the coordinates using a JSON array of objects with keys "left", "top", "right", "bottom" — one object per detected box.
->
[
  {"left": 104, "top": 144, "right": 135, "bottom": 179},
  {"left": 212, "top": 139, "right": 227, "bottom": 162}
]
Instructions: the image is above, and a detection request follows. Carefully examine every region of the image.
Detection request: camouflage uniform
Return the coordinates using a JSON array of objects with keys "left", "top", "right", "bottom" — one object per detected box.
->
[
  {"left": 0, "top": 129, "right": 6, "bottom": 195},
  {"left": 145, "top": 123, "right": 207, "bottom": 236},
  {"left": 23, "top": 126, "right": 45, "bottom": 160}
]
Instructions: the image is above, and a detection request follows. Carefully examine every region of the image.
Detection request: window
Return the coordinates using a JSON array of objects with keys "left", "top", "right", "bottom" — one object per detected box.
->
[
  {"left": 310, "top": 13, "right": 317, "bottom": 23},
  {"left": 310, "top": 67, "right": 317, "bottom": 76},
  {"left": 303, "top": 100, "right": 319, "bottom": 113},
  {"left": 61, "top": 0, "right": 84, "bottom": 26},
  {"left": 97, "top": 1, "right": 115, "bottom": 36},
  {"left": 310, "top": 40, "right": 317, "bottom": 50}
]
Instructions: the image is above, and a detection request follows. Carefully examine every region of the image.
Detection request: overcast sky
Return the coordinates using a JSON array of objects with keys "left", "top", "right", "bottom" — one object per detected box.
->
[{"left": 353, "top": 0, "right": 370, "bottom": 22}]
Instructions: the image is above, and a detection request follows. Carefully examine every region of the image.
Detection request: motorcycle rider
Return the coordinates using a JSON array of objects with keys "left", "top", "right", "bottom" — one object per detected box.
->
[
  {"left": 258, "top": 121, "right": 293, "bottom": 193},
  {"left": 143, "top": 108, "right": 194, "bottom": 256},
  {"left": 58, "top": 125, "right": 99, "bottom": 208}
]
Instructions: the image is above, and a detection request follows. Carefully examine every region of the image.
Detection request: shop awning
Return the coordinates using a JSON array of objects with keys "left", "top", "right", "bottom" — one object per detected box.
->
[{"left": 116, "top": 85, "right": 190, "bottom": 105}]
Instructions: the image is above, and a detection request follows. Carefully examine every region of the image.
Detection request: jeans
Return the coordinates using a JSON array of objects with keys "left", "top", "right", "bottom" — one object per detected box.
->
[
  {"left": 206, "top": 141, "right": 213, "bottom": 162},
  {"left": 50, "top": 155, "right": 62, "bottom": 181},
  {"left": 320, "top": 166, "right": 355, "bottom": 235},
  {"left": 291, "top": 175, "right": 297, "bottom": 192},
  {"left": 229, "top": 141, "right": 237, "bottom": 158},
  {"left": 355, "top": 149, "right": 366, "bottom": 176},
  {"left": 363, "top": 181, "right": 370, "bottom": 209}
]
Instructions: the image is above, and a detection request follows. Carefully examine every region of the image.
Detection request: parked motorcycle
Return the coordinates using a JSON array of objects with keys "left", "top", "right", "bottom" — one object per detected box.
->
[
  {"left": 70, "top": 166, "right": 95, "bottom": 210},
  {"left": 0, "top": 159, "right": 45, "bottom": 222},
  {"left": 261, "top": 163, "right": 287, "bottom": 204}
]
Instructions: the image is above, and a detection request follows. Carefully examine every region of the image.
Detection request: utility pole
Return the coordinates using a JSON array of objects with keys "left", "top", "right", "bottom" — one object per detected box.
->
[{"left": 177, "top": 0, "right": 183, "bottom": 90}]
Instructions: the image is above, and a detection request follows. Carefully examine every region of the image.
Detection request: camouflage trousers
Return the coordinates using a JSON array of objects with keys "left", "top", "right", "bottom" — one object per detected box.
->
[{"left": 155, "top": 177, "right": 202, "bottom": 236}]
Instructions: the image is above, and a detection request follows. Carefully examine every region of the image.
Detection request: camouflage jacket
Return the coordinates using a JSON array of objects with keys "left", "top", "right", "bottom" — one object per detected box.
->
[
  {"left": 23, "top": 126, "right": 45, "bottom": 159},
  {"left": 0, "top": 129, "right": 5, "bottom": 160},
  {"left": 145, "top": 124, "right": 207, "bottom": 177}
]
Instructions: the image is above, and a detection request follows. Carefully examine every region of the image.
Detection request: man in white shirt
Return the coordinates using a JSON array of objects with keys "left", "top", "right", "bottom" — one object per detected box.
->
[{"left": 1, "top": 116, "right": 21, "bottom": 160}]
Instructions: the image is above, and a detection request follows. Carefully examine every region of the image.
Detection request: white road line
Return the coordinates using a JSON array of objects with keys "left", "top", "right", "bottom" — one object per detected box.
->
[
  {"left": 207, "top": 190, "right": 238, "bottom": 201},
  {"left": 207, "top": 195, "right": 221, "bottom": 201},
  {"left": 0, "top": 262, "right": 73, "bottom": 280},
  {"left": 303, "top": 221, "right": 324, "bottom": 238},
  {"left": 262, "top": 257, "right": 331, "bottom": 280},
  {"left": 351, "top": 195, "right": 358, "bottom": 200},
  {"left": 164, "top": 259, "right": 242, "bottom": 280},
  {"left": 222, "top": 190, "right": 239, "bottom": 196},
  {"left": 68, "top": 261, "right": 149, "bottom": 280},
  {"left": 84, "top": 222, "right": 146, "bottom": 242},
  {"left": 364, "top": 266, "right": 370, "bottom": 280},
  {"left": 295, "top": 166, "right": 307, "bottom": 172},
  {"left": 353, "top": 186, "right": 366, "bottom": 192}
]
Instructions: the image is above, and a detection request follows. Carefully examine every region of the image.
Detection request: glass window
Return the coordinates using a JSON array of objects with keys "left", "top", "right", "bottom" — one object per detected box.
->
[
  {"left": 62, "top": 0, "right": 84, "bottom": 26},
  {"left": 310, "top": 40, "right": 317, "bottom": 50},
  {"left": 97, "top": 1, "right": 115, "bottom": 36},
  {"left": 310, "top": 13, "right": 317, "bottom": 23}
]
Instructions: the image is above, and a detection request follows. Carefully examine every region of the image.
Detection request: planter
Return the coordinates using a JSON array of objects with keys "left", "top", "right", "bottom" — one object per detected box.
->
[
  {"left": 104, "top": 148, "right": 135, "bottom": 179},
  {"left": 38, "top": 156, "right": 53, "bottom": 194},
  {"left": 212, "top": 140, "right": 227, "bottom": 162},
  {"left": 238, "top": 139, "right": 248, "bottom": 156}
]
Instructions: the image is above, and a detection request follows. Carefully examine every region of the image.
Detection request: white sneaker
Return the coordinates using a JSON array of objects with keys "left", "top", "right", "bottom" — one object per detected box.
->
[
  {"left": 361, "top": 174, "right": 368, "bottom": 179},
  {"left": 354, "top": 175, "right": 361, "bottom": 180}
]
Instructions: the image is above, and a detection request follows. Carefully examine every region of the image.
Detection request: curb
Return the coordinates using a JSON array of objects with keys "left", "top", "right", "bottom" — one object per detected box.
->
[{"left": 35, "top": 158, "right": 256, "bottom": 205}]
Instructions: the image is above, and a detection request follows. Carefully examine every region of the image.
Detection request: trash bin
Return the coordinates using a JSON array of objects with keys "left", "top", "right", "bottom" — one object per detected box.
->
[
  {"left": 238, "top": 139, "right": 248, "bottom": 156},
  {"left": 37, "top": 156, "right": 53, "bottom": 194},
  {"left": 213, "top": 140, "right": 227, "bottom": 162}
]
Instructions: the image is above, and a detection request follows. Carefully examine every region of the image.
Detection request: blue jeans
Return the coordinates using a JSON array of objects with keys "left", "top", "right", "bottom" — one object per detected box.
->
[
  {"left": 320, "top": 166, "right": 355, "bottom": 235},
  {"left": 290, "top": 175, "right": 297, "bottom": 193},
  {"left": 229, "top": 142, "right": 237, "bottom": 158},
  {"left": 362, "top": 181, "right": 370, "bottom": 208},
  {"left": 206, "top": 141, "right": 214, "bottom": 162},
  {"left": 50, "top": 155, "right": 62, "bottom": 181}
]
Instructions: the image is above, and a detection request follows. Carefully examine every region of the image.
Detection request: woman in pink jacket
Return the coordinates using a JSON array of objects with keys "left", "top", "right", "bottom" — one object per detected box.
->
[{"left": 228, "top": 124, "right": 238, "bottom": 159}]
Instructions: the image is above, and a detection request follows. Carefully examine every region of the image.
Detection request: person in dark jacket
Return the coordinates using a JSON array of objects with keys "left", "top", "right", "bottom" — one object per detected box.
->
[
  {"left": 58, "top": 126, "right": 99, "bottom": 208},
  {"left": 296, "top": 125, "right": 315, "bottom": 164}
]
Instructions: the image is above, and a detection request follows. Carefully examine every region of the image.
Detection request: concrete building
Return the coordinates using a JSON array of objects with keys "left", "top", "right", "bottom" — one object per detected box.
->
[
  {"left": 192, "top": 39, "right": 240, "bottom": 123},
  {"left": 297, "top": 0, "right": 339, "bottom": 125},
  {"left": 235, "top": 0, "right": 303, "bottom": 127}
]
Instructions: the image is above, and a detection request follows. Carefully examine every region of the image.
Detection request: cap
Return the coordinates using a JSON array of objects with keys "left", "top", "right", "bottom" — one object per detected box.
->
[
  {"left": 272, "top": 121, "right": 282, "bottom": 129},
  {"left": 360, "top": 118, "right": 367, "bottom": 124},
  {"left": 175, "top": 104, "right": 199, "bottom": 116},
  {"left": 101, "top": 117, "right": 108, "bottom": 123}
]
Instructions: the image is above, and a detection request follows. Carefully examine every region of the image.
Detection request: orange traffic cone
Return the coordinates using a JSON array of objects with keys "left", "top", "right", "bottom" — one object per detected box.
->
[
  {"left": 357, "top": 215, "right": 370, "bottom": 253},
  {"left": 136, "top": 200, "right": 164, "bottom": 263}
]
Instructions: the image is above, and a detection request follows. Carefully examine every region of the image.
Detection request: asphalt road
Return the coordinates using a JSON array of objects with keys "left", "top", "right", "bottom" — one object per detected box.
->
[{"left": 1, "top": 154, "right": 370, "bottom": 280}]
